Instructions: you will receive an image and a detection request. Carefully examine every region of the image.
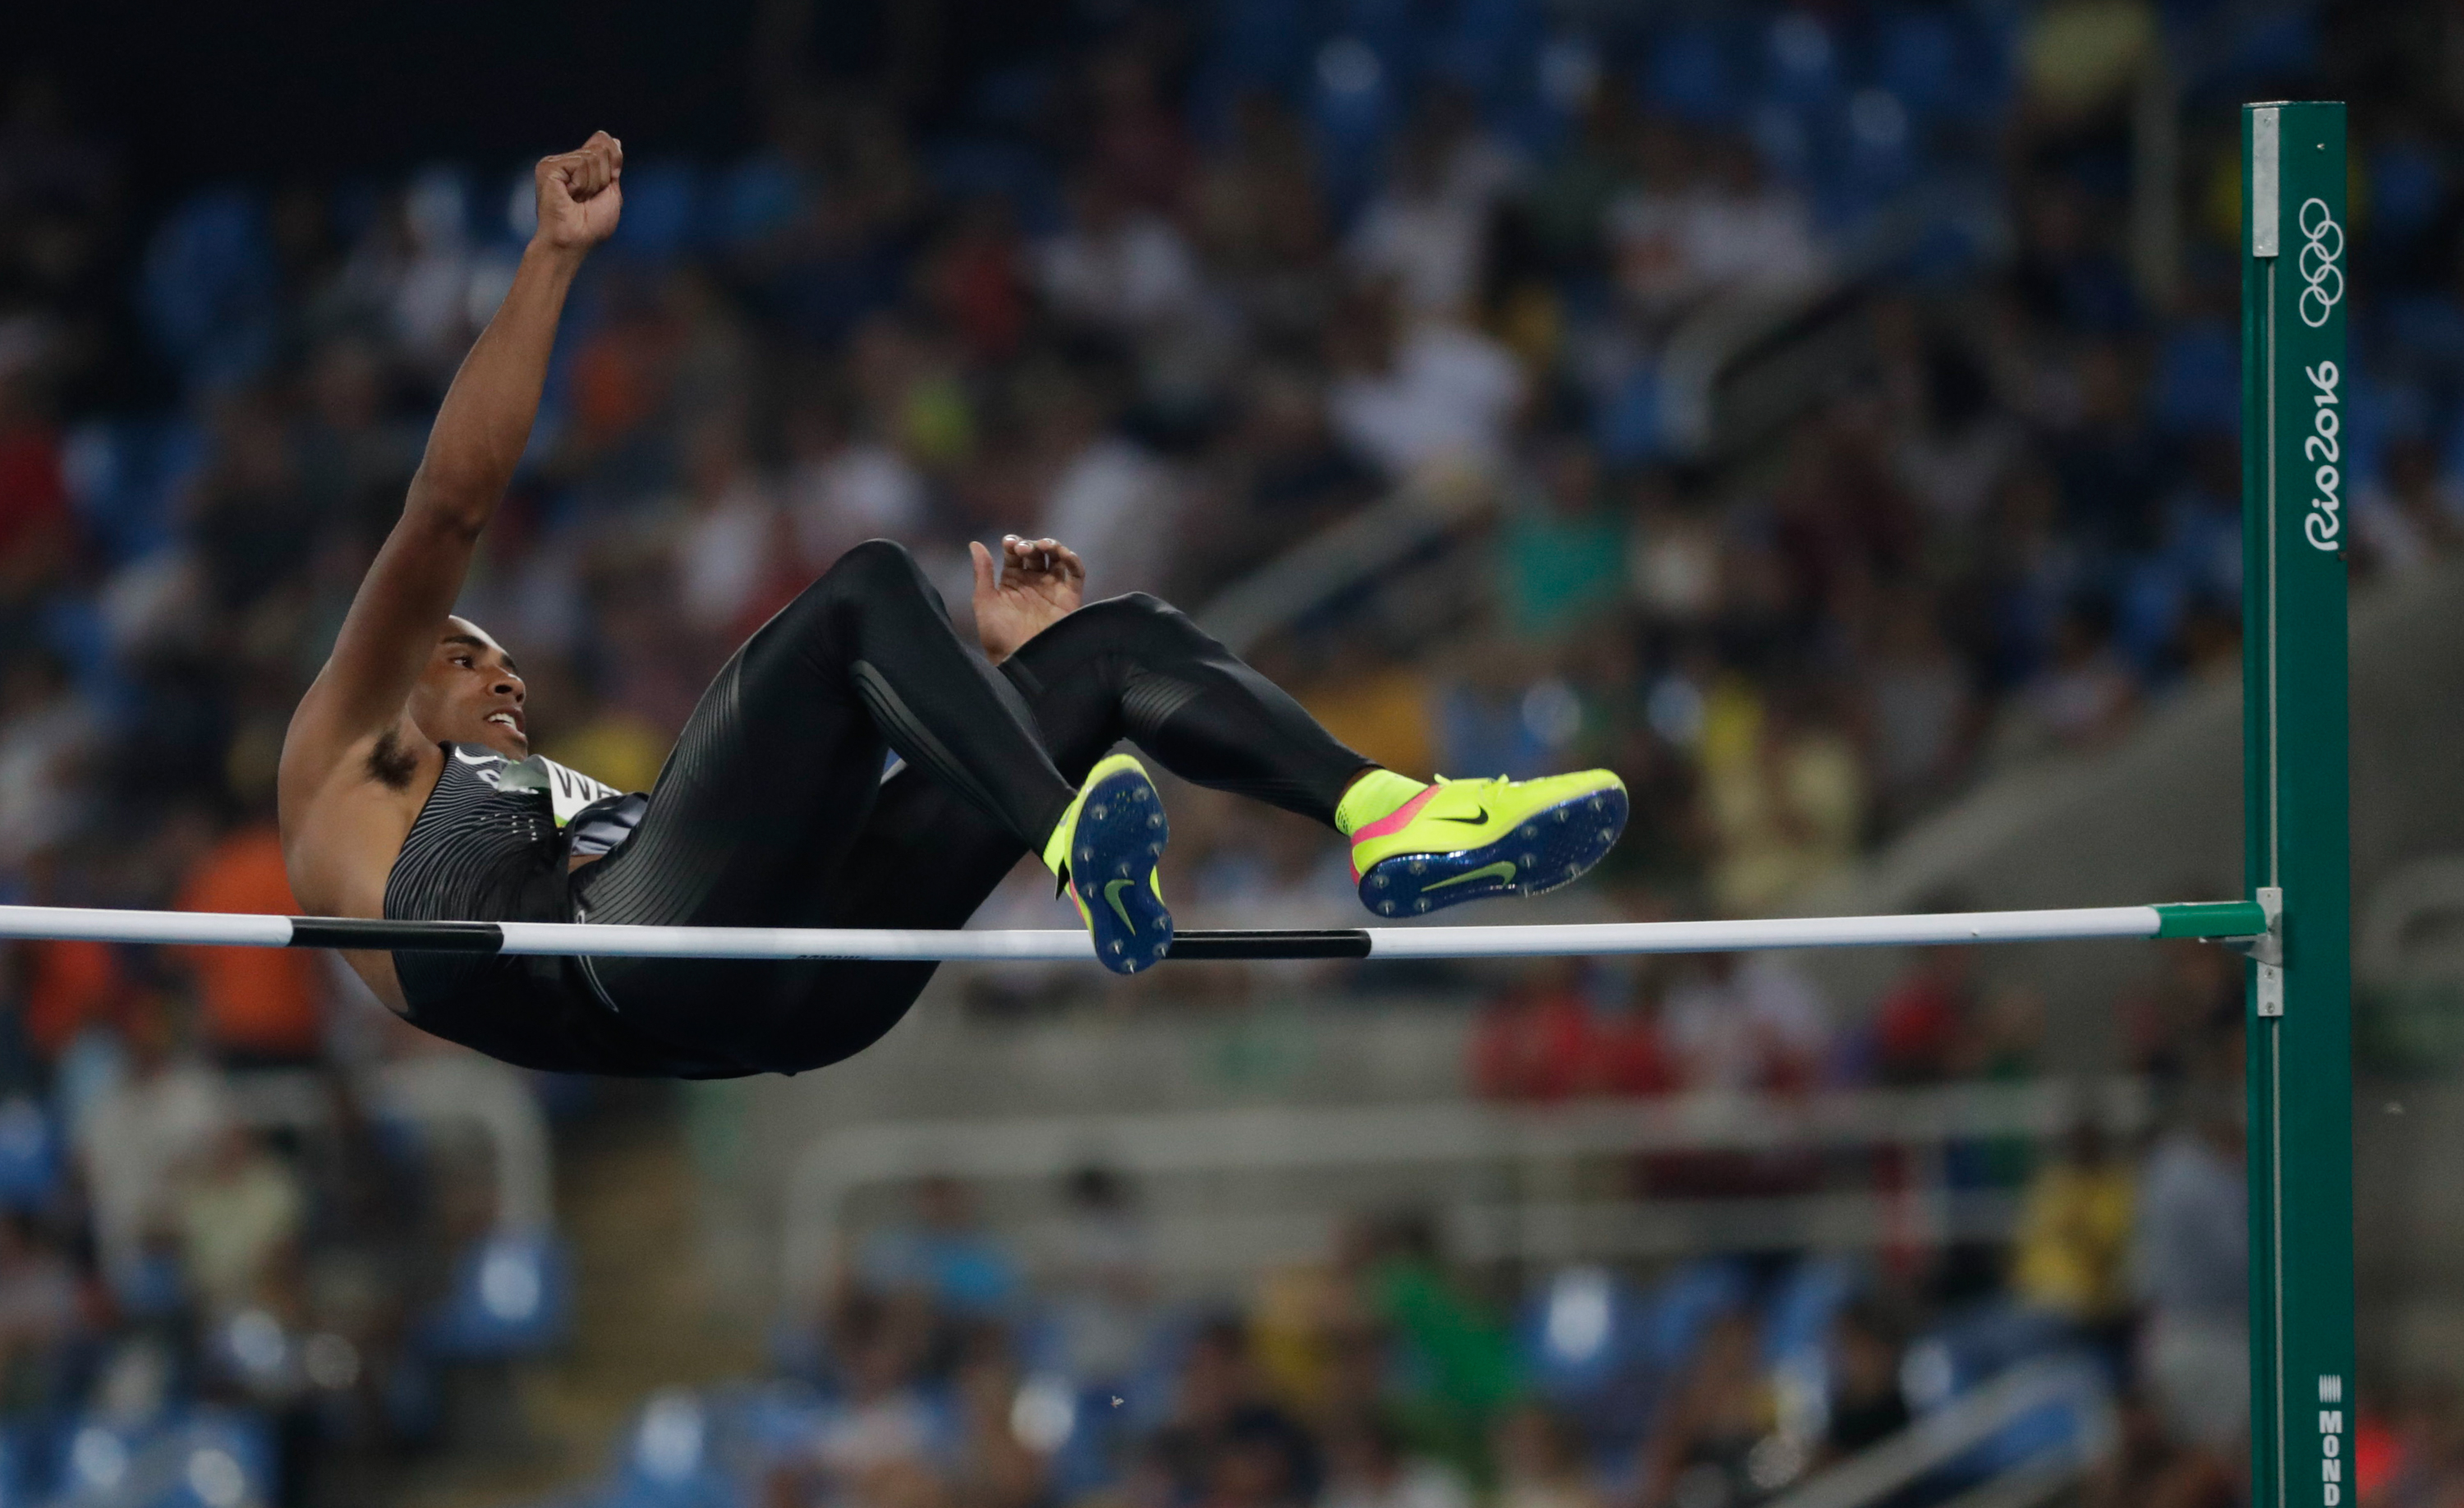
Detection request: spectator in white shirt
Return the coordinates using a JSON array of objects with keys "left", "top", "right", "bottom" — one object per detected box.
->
[
  {"left": 1662, "top": 952, "right": 1833, "bottom": 1092},
  {"left": 1325, "top": 284, "right": 1525, "bottom": 482},
  {"left": 2135, "top": 1083, "right": 2249, "bottom": 1455},
  {"left": 782, "top": 398, "right": 930, "bottom": 572},
  {"left": 1029, "top": 375, "right": 1183, "bottom": 598},
  {"left": 1345, "top": 101, "right": 1521, "bottom": 321},
  {"left": 669, "top": 414, "right": 784, "bottom": 637},
  {"left": 1037, "top": 173, "right": 1204, "bottom": 337}
]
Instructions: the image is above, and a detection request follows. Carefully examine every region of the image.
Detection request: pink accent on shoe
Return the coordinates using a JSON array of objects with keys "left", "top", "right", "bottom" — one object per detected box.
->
[{"left": 1348, "top": 785, "right": 1441, "bottom": 880}]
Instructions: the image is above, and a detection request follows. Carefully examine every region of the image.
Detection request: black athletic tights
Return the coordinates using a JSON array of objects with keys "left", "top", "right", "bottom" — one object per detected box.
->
[{"left": 569, "top": 539, "right": 1372, "bottom": 1074}]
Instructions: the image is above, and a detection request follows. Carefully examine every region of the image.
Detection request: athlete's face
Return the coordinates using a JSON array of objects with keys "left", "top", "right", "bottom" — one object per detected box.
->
[{"left": 407, "top": 616, "right": 528, "bottom": 759}]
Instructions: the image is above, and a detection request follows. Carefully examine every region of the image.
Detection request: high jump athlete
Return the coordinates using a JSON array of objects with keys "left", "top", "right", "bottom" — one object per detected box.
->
[{"left": 276, "top": 132, "right": 1630, "bottom": 1078}]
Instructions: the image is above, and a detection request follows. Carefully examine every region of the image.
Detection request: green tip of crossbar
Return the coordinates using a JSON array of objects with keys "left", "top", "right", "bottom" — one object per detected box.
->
[{"left": 2151, "top": 900, "right": 2271, "bottom": 939}]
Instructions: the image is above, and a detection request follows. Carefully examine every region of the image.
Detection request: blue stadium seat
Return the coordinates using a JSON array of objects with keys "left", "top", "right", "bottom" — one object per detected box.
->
[
  {"left": 37, "top": 596, "right": 117, "bottom": 711},
  {"left": 0, "top": 1097, "right": 61, "bottom": 1213},
  {"left": 1048, "top": 1381, "right": 1132, "bottom": 1498},
  {"left": 1642, "top": 25, "right": 1739, "bottom": 126},
  {"left": 713, "top": 156, "right": 809, "bottom": 251},
  {"left": 1335, "top": 0, "right": 1424, "bottom": 88},
  {"left": 2116, "top": 554, "right": 2190, "bottom": 675},
  {"left": 0, "top": 1422, "right": 30, "bottom": 1506},
  {"left": 1212, "top": 0, "right": 1321, "bottom": 94},
  {"left": 1759, "top": 1257, "right": 1858, "bottom": 1372},
  {"left": 610, "top": 162, "right": 706, "bottom": 267},
  {"left": 1593, "top": 362, "right": 1664, "bottom": 467},
  {"left": 595, "top": 1392, "right": 749, "bottom": 1508},
  {"left": 1932, "top": 1352, "right": 2112, "bottom": 1492},
  {"left": 60, "top": 419, "right": 205, "bottom": 567},
  {"left": 2370, "top": 140, "right": 2446, "bottom": 243},
  {"left": 1762, "top": 10, "right": 1841, "bottom": 108},
  {"left": 2380, "top": 292, "right": 2464, "bottom": 372},
  {"left": 421, "top": 1230, "right": 573, "bottom": 1359},
  {"left": 1874, "top": 10, "right": 1965, "bottom": 122},
  {"left": 138, "top": 189, "right": 278, "bottom": 392},
  {"left": 46, "top": 1409, "right": 276, "bottom": 1508},
  {"left": 1310, "top": 36, "right": 1397, "bottom": 223},
  {"left": 927, "top": 140, "right": 1064, "bottom": 237},
  {"left": 1638, "top": 1258, "right": 1753, "bottom": 1376},
  {"left": 1519, "top": 1266, "right": 1634, "bottom": 1391},
  {"left": 2337, "top": 355, "right": 2394, "bottom": 491},
  {"left": 2181, "top": 8, "right": 2316, "bottom": 99},
  {"left": 2150, "top": 320, "right": 2240, "bottom": 435},
  {"left": 1901, "top": 1298, "right": 2072, "bottom": 1409},
  {"left": 1428, "top": 0, "right": 1542, "bottom": 103}
]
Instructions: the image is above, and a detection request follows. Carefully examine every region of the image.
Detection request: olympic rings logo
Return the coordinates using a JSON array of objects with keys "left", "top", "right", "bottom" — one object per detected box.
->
[{"left": 2297, "top": 196, "right": 2343, "bottom": 329}]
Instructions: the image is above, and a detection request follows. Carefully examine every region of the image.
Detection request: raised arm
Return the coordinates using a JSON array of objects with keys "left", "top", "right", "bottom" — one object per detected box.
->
[{"left": 283, "top": 132, "right": 623, "bottom": 783}]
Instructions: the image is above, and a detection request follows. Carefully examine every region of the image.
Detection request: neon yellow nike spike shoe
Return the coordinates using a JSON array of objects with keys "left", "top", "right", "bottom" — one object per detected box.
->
[
  {"left": 1047, "top": 752, "right": 1173, "bottom": 974},
  {"left": 1349, "top": 771, "right": 1628, "bottom": 917}
]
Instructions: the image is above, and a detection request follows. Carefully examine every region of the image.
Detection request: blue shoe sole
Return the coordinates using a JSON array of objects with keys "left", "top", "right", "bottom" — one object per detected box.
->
[
  {"left": 1357, "top": 785, "right": 1629, "bottom": 918},
  {"left": 1070, "top": 764, "right": 1173, "bottom": 973}
]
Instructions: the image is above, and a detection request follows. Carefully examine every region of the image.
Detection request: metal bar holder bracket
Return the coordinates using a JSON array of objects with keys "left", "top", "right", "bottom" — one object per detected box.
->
[{"left": 2222, "top": 885, "right": 2286, "bottom": 1014}]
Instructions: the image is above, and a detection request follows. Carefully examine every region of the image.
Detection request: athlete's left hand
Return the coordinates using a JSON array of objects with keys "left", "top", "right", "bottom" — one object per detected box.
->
[
  {"left": 971, "top": 535, "right": 1085, "bottom": 664},
  {"left": 533, "top": 131, "right": 623, "bottom": 254}
]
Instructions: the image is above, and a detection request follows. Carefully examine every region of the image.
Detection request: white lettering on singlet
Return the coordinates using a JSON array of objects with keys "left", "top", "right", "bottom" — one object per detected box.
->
[{"left": 465, "top": 747, "right": 621, "bottom": 829}]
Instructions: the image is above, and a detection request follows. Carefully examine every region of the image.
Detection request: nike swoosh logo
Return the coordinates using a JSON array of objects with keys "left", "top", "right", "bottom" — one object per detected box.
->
[
  {"left": 453, "top": 747, "right": 503, "bottom": 766},
  {"left": 1435, "top": 807, "right": 1489, "bottom": 825},
  {"left": 1426, "top": 861, "right": 1516, "bottom": 890},
  {"left": 1103, "top": 879, "right": 1141, "bottom": 931}
]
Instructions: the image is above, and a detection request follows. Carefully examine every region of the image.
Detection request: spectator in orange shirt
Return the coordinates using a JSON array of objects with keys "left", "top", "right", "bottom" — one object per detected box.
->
[
  {"left": 14, "top": 937, "right": 124, "bottom": 1062},
  {"left": 176, "top": 822, "right": 324, "bottom": 1065}
]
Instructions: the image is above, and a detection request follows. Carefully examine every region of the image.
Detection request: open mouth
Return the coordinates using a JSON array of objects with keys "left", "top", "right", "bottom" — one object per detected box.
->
[{"left": 485, "top": 711, "right": 522, "bottom": 733}]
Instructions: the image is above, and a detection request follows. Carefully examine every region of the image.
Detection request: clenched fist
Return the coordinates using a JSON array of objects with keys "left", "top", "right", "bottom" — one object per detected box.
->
[{"left": 533, "top": 131, "right": 624, "bottom": 253}]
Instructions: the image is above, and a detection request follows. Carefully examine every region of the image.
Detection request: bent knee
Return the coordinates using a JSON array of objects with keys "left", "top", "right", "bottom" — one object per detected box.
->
[
  {"left": 805, "top": 538, "right": 938, "bottom": 610},
  {"left": 1078, "top": 591, "right": 1186, "bottom": 631},
  {"left": 824, "top": 537, "right": 925, "bottom": 586},
  {"left": 756, "top": 539, "right": 935, "bottom": 646},
  {"left": 1039, "top": 592, "right": 1212, "bottom": 658}
]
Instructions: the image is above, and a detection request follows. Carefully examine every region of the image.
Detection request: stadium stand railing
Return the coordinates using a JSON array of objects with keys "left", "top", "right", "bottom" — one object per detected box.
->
[{"left": 778, "top": 1078, "right": 2150, "bottom": 1317}]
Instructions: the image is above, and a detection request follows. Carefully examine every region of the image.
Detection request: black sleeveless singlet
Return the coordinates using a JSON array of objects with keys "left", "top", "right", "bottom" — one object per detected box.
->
[{"left": 380, "top": 744, "right": 728, "bottom": 1076}]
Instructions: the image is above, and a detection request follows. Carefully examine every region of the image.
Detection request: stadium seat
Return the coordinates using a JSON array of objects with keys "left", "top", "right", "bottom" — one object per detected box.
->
[
  {"left": 2370, "top": 140, "right": 2446, "bottom": 243},
  {"left": 138, "top": 190, "right": 278, "bottom": 392},
  {"left": 609, "top": 163, "right": 706, "bottom": 268},
  {"left": 1763, "top": 10, "right": 1840, "bottom": 107},
  {"left": 62, "top": 422, "right": 179, "bottom": 568},
  {"left": 0, "top": 1096, "right": 58, "bottom": 1213},
  {"left": 593, "top": 1391, "right": 747, "bottom": 1508},
  {"left": 711, "top": 155, "right": 808, "bottom": 251},
  {"left": 1643, "top": 25, "right": 1740, "bottom": 126},
  {"left": 1637, "top": 1258, "right": 1754, "bottom": 1377},
  {"left": 926, "top": 141, "right": 1064, "bottom": 237},
  {"left": 1873, "top": 11, "right": 1965, "bottom": 122},
  {"left": 420, "top": 1230, "right": 573, "bottom": 1360},
  {"left": 1427, "top": 0, "right": 1542, "bottom": 103},
  {"left": 1211, "top": 0, "right": 1320, "bottom": 94},
  {"left": 1901, "top": 1298, "right": 2073, "bottom": 1409},
  {"left": 1759, "top": 1256, "right": 1858, "bottom": 1372},
  {"left": 1516, "top": 1267, "right": 1653, "bottom": 1448},
  {"left": 46, "top": 1409, "right": 275, "bottom": 1508},
  {"left": 1310, "top": 36, "right": 1397, "bottom": 223},
  {"left": 2150, "top": 320, "right": 2241, "bottom": 435}
]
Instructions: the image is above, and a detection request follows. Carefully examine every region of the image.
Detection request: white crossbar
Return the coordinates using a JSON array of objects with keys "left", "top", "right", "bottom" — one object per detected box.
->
[{"left": 0, "top": 902, "right": 2235, "bottom": 961}]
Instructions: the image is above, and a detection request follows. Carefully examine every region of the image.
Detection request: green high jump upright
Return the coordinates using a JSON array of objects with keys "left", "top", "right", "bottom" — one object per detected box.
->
[{"left": 2242, "top": 100, "right": 2355, "bottom": 1507}]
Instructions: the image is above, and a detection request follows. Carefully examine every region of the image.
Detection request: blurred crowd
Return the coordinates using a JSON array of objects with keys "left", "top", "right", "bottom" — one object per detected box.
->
[
  {"left": 551, "top": 926, "right": 2464, "bottom": 1508},
  {"left": 591, "top": 979, "right": 2259, "bottom": 1508},
  {"left": 5, "top": 0, "right": 2464, "bottom": 1501}
]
